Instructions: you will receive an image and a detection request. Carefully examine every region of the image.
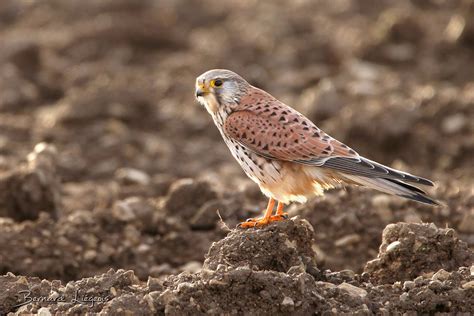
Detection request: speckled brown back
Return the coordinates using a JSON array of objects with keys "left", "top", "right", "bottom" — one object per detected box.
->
[{"left": 224, "top": 86, "right": 358, "bottom": 164}]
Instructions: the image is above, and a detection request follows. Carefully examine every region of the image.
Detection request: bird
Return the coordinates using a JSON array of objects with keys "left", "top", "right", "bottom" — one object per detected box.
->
[{"left": 195, "top": 69, "right": 439, "bottom": 228}]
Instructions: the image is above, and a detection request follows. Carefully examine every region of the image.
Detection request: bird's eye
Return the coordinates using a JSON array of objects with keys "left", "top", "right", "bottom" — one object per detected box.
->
[{"left": 212, "top": 79, "right": 223, "bottom": 87}]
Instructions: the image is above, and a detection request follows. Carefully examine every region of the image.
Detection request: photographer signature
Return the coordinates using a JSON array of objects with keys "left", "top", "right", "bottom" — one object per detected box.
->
[{"left": 14, "top": 289, "right": 110, "bottom": 308}]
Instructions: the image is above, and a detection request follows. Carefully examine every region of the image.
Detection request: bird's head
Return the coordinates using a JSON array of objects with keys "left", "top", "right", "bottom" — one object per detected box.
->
[{"left": 195, "top": 69, "right": 249, "bottom": 115}]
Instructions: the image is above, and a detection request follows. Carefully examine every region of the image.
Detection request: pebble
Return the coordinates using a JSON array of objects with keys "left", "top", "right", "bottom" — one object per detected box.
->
[
  {"left": 84, "top": 249, "right": 97, "bottom": 261},
  {"left": 281, "top": 296, "right": 294, "bottom": 307},
  {"left": 38, "top": 307, "right": 52, "bottom": 316},
  {"left": 208, "top": 279, "right": 228, "bottom": 287},
  {"left": 48, "top": 291, "right": 60, "bottom": 300},
  {"left": 113, "top": 200, "right": 137, "bottom": 221},
  {"left": 147, "top": 277, "right": 164, "bottom": 292},
  {"left": 414, "top": 276, "right": 425, "bottom": 286},
  {"left": 339, "top": 269, "right": 355, "bottom": 279},
  {"left": 338, "top": 282, "right": 368, "bottom": 298},
  {"left": 335, "top": 234, "right": 361, "bottom": 247},
  {"left": 432, "top": 269, "right": 450, "bottom": 281},
  {"left": 177, "top": 282, "right": 195, "bottom": 292},
  {"left": 115, "top": 167, "right": 150, "bottom": 185},
  {"left": 442, "top": 114, "right": 466, "bottom": 134},
  {"left": 462, "top": 280, "right": 474, "bottom": 289},
  {"left": 428, "top": 280, "right": 443, "bottom": 291},
  {"left": 372, "top": 194, "right": 392, "bottom": 209},
  {"left": 386, "top": 241, "right": 401, "bottom": 252},
  {"left": 315, "top": 281, "right": 337, "bottom": 289},
  {"left": 403, "top": 281, "right": 415, "bottom": 291},
  {"left": 400, "top": 292, "right": 409, "bottom": 302}
]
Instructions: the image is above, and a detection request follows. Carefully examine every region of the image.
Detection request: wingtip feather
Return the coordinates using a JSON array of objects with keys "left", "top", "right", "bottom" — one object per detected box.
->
[{"left": 399, "top": 193, "right": 441, "bottom": 206}]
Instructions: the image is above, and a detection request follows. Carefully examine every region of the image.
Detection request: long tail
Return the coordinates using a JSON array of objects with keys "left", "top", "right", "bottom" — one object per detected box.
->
[{"left": 342, "top": 174, "right": 440, "bottom": 206}]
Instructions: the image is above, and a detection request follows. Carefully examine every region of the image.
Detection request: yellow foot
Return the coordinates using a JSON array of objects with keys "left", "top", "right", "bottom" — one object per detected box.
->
[{"left": 237, "top": 214, "right": 288, "bottom": 229}]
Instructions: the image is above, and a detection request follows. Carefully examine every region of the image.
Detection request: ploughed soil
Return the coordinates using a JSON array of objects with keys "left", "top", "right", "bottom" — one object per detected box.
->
[{"left": 0, "top": 0, "right": 472, "bottom": 314}]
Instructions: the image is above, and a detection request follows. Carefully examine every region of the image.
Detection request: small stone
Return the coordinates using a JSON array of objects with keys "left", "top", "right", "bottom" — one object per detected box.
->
[
  {"left": 110, "top": 286, "right": 117, "bottom": 296},
  {"left": 442, "top": 114, "right": 466, "bottom": 134},
  {"left": 335, "top": 234, "right": 361, "bottom": 247},
  {"left": 16, "top": 276, "right": 28, "bottom": 285},
  {"left": 462, "top": 280, "right": 474, "bottom": 289},
  {"left": 208, "top": 279, "right": 228, "bottom": 287},
  {"left": 84, "top": 250, "right": 97, "bottom": 261},
  {"left": 428, "top": 280, "right": 443, "bottom": 291},
  {"left": 177, "top": 282, "right": 195, "bottom": 292},
  {"left": 414, "top": 276, "right": 425, "bottom": 286},
  {"left": 339, "top": 269, "right": 355, "bottom": 279},
  {"left": 316, "top": 281, "right": 337, "bottom": 289},
  {"left": 400, "top": 292, "right": 409, "bottom": 302},
  {"left": 38, "top": 307, "right": 52, "bottom": 316},
  {"left": 137, "top": 243, "right": 151, "bottom": 253},
  {"left": 386, "top": 241, "right": 401, "bottom": 252},
  {"left": 403, "top": 281, "right": 415, "bottom": 291},
  {"left": 115, "top": 168, "right": 150, "bottom": 185},
  {"left": 281, "top": 296, "right": 294, "bottom": 306},
  {"left": 372, "top": 194, "right": 392, "bottom": 209},
  {"left": 287, "top": 265, "right": 305, "bottom": 275},
  {"left": 432, "top": 269, "right": 450, "bottom": 281},
  {"left": 470, "top": 265, "right": 474, "bottom": 276},
  {"left": 338, "top": 282, "right": 368, "bottom": 298},
  {"left": 113, "top": 201, "right": 136, "bottom": 222},
  {"left": 147, "top": 277, "right": 164, "bottom": 292}
]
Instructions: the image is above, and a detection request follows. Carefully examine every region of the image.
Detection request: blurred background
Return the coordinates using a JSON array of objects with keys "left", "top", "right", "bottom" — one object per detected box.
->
[{"left": 0, "top": 0, "right": 472, "bottom": 281}]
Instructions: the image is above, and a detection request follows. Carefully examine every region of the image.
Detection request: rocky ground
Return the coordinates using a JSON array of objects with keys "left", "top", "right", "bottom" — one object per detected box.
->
[
  {"left": 1, "top": 218, "right": 473, "bottom": 315},
  {"left": 0, "top": 0, "right": 473, "bottom": 314}
]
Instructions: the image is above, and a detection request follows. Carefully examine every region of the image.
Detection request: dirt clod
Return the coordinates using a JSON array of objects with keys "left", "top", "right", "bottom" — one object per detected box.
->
[
  {"left": 365, "top": 222, "right": 473, "bottom": 284},
  {"left": 204, "top": 217, "right": 318, "bottom": 273},
  {"left": 0, "top": 143, "right": 60, "bottom": 221}
]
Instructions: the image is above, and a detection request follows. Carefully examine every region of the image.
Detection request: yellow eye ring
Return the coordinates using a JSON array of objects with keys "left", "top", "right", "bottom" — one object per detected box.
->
[{"left": 210, "top": 79, "right": 223, "bottom": 87}]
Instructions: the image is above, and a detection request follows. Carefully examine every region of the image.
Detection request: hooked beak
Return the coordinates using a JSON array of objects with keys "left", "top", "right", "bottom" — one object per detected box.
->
[{"left": 195, "top": 82, "right": 210, "bottom": 97}]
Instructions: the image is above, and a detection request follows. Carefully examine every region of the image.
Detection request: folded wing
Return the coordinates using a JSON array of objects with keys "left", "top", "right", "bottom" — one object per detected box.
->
[{"left": 224, "top": 108, "right": 433, "bottom": 187}]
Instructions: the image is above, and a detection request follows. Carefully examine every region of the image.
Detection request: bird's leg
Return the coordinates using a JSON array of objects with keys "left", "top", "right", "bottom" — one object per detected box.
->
[
  {"left": 239, "top": 198, "right": 288, "bottom": 228},
  {"left": 272, "top": 201, "right": 288, "bottom": 220},
  {"left": 238, "top": 198, "right": 275, "bottom": 228}
]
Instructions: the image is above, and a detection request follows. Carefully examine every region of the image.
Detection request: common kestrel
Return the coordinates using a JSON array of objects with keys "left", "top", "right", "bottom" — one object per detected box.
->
[{"left": 195, "top": 69, "right": 439, "bottom": 228}]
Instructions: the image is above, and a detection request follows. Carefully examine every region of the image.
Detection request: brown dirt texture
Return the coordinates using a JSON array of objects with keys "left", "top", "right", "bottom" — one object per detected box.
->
[{"left": 0, "top": 0, "right": 473, "bottom": 315}]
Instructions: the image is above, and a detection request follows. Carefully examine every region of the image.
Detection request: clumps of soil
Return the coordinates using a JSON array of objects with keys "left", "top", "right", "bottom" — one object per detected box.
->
[
  {"left": 203, "top": 218, "right": 318, "bottom": 273},
  {"left": 162, "top": 179, "right": 218, "bottom": 220},
  {"left": 0, "top": 153, "right": 222, "bottom": 281},
  {"left": 0, "top": 0, "right": 473, "bottom": 314},
  {"left": 365, "top": 222, "right": 473, "bottom": 284},
  {"left": 2, "top": 219, "right": 472, "bottom": 315},
  {"left": 0, "top": 143, "right": 60, "bottom": 221}
]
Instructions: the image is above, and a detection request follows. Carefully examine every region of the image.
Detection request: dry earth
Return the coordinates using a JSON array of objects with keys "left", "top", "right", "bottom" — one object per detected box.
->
[{"left": 0, "top": 0, "right": 473, "bottom": 314}]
